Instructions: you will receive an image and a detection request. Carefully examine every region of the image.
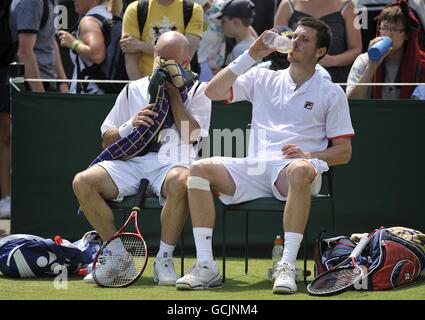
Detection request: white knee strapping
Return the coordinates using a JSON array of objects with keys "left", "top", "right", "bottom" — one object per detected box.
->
[{"left": 187, "top": 176, "right": 211, "bottom": 191}]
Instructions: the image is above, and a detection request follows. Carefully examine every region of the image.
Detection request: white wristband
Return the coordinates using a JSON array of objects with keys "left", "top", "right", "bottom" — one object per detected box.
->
[
  {"left": 228, "top": 50, "right": 257, "bottom": 76},
  {"left": 118, "top": 117, "right": 134, "bottom": 138}
]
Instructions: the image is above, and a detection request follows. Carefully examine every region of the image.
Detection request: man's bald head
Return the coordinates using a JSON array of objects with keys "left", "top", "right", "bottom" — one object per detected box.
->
[{"left": 154, "top": 31, "right": 190, "bottom": 65}]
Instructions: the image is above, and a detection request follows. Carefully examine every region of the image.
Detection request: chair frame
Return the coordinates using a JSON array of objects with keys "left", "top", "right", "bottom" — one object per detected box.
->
[{"left": 221, "top": 168, "right": 335, "bottom": 285}]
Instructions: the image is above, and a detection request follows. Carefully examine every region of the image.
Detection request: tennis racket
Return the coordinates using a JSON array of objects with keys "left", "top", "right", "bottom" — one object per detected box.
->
[
  {"left": 307, "top": 235, "right": 370, "bottom": 296},
  {"left": 92, "top": 178, "right": 149, "bottom": 288}
]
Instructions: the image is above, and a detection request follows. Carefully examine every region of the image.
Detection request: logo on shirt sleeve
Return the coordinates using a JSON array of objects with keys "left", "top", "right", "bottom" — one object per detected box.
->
[{"left": 304, "top": 101, "right": 314, "bottom": 110}]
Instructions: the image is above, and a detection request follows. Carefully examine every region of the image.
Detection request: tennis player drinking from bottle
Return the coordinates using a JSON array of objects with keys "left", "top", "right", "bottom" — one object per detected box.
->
[{"left": 176, "top": 17, "right": 355, "bottom": 294}]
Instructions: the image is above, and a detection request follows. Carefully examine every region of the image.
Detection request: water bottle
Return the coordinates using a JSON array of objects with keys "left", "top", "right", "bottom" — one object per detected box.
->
[
  {"left": 263, "top": 31, "right": 293, "bottom": 54},
  {"left": 267, "top": 235, "right": 284, "bottom": 280},
  {"left": 368, "top": 36, "right": 392, "bottom": 61}
]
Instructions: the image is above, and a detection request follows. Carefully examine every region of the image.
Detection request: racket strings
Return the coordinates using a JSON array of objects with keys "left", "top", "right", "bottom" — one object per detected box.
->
[
  {"left": 308, "top": 266, "right": 364, "bottom": 295},
  {"left": 94, "top": 235, "right": 147, "bottom": 287}
]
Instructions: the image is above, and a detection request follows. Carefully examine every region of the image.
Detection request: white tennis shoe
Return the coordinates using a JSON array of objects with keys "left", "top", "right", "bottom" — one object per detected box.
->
[
  {"left": 176, "top": 260, "right": 222, "bottom": 290},
  {"left": 83, "top": 251, "right": 136, "bottom": 285},
  {"left": 153, "top": 256, "right": 178, "bottom": 285},
  {"left": 272, "top": 262, "right": 298, "bottom": 294}
]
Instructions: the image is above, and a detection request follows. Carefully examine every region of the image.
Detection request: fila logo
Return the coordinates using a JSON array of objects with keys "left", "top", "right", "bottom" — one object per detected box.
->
[{"left": 304, "top": 101, "right": 314, "bottom": 110}]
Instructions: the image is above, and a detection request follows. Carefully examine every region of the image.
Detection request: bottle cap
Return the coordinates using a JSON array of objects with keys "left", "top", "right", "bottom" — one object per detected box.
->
[
  {"left": 77, "top": 268, "right": 88, "bottom": 277},
  {"left": 274, "top": 235, "right": 283, "bottom": 245},
  {"left": 54, "top": 235, "right": 63, "bottom": 244}
]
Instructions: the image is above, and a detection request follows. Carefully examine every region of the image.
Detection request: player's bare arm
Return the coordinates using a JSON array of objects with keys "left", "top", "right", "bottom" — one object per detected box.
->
[{"left": 205, "top": 30, "right": 274, "bottom": 101}]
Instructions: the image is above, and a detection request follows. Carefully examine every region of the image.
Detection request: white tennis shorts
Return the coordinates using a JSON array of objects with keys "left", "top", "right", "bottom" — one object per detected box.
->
[
  {"left": 216, "top": 156, "right": 329, "bottom": 205},
  {"left": 97, "top": 152, "right": 190, "bottom": 206}
]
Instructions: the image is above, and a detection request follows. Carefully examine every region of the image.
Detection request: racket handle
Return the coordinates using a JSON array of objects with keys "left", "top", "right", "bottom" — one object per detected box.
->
[
  {"left": 349, "top": 236, "right": 370, "bottom": 259},
  {"left": 134, "top": 178, "right": 150, "bottom": 209}
]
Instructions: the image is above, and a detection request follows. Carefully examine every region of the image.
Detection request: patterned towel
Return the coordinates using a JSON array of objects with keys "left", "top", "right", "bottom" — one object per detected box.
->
[{"left": 89, "top": 57, "right": 198, "bottom": 167}]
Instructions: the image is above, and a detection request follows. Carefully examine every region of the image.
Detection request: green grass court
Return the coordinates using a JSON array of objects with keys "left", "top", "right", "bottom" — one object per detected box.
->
[{"left": 1, "top": 257, "right": 424, "bottom": 300}]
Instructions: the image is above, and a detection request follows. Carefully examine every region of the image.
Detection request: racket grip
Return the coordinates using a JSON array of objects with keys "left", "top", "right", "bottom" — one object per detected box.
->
[
  {"left": 134, "top": 178, "right": 150, "bottom": 208},
  {"left": 349, "top": 236, "right": 370, "bottom": 258}
]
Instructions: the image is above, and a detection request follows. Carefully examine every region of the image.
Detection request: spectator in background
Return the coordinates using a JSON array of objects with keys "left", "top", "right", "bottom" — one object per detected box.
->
[
  {"left": 9, "top": 0, "right": 69, "bottom": 92},
  {"left": 195, "top": 0, "right": 227, "bottom": 81},
  {"left": 120, "top": 0, "right": 204, "bottom": 80},
  {"left": 58, "top": 0, "right": 112, "bottom": 94},
  {"left": 275, "top": 0, "right": 362, "bottom": 84},
  {"left": 346, "top": 0, "right": 425, "bottom": 99},
  {"left": 251, "top": 0, "right": 280, "bottom": 35},
  {"left": 412, "top": 85, "right": 425, "bottom": 99},
  {"left": 212, "top": 0, "right": 257, "bottom": 66},
  {"left": 353, "top": 0, "right": 425, "bottom": 51}
]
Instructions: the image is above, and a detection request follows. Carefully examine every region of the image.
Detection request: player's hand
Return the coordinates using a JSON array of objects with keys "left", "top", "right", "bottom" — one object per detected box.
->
[
  {"left": 133, "top": 103, "right": 158, "bottom": 127},
  {"left": 248, "top": 30, "right": 276, "bottom": 61},
  {"left": 282, "top": 144, "right": 311, "bottom": 159},
  {"left": 120, "top": 34, "right": 144, "bottom": 53}
]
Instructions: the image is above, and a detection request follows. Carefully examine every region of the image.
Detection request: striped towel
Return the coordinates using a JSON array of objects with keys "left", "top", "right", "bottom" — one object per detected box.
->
[{"left": 89, "top": 57, "right": 197, "bottom": 167}]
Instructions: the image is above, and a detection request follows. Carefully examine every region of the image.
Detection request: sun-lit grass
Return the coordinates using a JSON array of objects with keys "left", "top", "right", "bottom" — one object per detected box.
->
[{"left": 1, "top": 257, "right": 424, "bottom": 300}]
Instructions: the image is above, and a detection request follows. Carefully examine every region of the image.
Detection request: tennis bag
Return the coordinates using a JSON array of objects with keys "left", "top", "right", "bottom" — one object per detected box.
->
[
  {"left": 314, "top": 227, "right": 425, "bottom": 291},
  {"left": 0, "top": 231, "right": 102, "bottom": 278}
]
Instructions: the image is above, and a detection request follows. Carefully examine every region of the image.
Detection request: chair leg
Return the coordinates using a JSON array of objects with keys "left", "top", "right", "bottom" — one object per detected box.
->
[
  {"left": 181, "top": 225, "right": 185, "bottom": 277},
  {"left": 222, "top": 207, "right": 226, "bottom": 282},
  {"left": 245, "top": 211, "right": 249, "bottom": 275},
  {"left": 303, "top": 227, "right": 308, "bottom": 286}
]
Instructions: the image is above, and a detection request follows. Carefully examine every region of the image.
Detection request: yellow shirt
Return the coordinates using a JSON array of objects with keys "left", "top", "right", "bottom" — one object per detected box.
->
[{"left": 123, "top": 0, "right": 204, "bottom": 77}]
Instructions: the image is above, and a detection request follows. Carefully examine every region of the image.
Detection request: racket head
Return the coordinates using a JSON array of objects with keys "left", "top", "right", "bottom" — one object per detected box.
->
[
  {"left": 307, "top": 265, "right": 366, "bottom": 296},
  {"left": 92, "top": 233, "right": 148, "bottom": 288}
]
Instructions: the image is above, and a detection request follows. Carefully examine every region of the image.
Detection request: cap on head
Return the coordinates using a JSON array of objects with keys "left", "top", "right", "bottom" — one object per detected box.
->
[{"left": 211, "top": 0, "right": 255, "bottom": 20}]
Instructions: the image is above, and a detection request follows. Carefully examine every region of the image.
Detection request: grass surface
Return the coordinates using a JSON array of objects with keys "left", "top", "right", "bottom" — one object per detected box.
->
[{"left": 1, "top": 257, "right": 424, "bottom": 300}]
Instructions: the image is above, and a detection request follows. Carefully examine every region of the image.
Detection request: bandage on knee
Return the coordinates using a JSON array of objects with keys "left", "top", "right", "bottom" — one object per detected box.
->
[{"left": 187, "top": 176, "right": 211, "bottom": 191}]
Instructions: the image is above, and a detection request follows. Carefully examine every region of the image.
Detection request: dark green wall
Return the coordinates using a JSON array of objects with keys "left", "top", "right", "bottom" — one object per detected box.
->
[{"left": 10, "top": 88, "right": 425, "bottom": 257}]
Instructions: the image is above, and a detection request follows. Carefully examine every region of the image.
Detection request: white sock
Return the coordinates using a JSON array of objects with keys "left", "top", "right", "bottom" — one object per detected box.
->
[
  {"left": 193, "top": 227, "right": 218, "bottom": 272},
  {"left": 156, "top": 241, "right": 175, "bottom": 259},
  {"left": 107, "top": 238, "right": 126, "bottom": 254},
  {"left": 281, "top": 232, "right": 304, "bottom": 267}
]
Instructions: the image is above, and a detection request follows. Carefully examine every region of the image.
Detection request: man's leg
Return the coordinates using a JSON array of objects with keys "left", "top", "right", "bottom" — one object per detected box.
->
[
  {"left": 153, "top": 166, "right": 190, "bottom": 285},
  {"left": 72, "top": 165, "right": 120, "bottom": 241},
  {"left": 273, "top": 160, "right": 315, "bottom": 293},
  {"left": 176, "top": 158, "right": 236, "bottom": 290}
]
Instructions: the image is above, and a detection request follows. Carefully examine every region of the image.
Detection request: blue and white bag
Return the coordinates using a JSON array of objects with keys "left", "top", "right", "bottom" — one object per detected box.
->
[{"left": 0, "top": 231, "right": 102, "bottom": 278}]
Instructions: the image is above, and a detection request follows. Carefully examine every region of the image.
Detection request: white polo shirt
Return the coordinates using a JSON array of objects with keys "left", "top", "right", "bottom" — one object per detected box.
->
[
  {"left": 101, "top": 77, "right": 211, "bottom": 163},
  {"left": 230, "top": 67, "right": 355, "bottom": 160}
]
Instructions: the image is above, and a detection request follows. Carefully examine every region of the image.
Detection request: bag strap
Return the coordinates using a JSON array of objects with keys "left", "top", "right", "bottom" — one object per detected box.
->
[
  {"left": 137, "top": 0, "right": 149, "bottom": 37},
  {"left": 182, "top": 0, "right": 194, "bottom": 29}
]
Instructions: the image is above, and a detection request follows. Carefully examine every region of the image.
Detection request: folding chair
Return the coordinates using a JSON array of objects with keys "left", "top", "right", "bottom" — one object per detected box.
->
[{"left": 221, "top": 168, "right": 335, "bottom": 285}]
